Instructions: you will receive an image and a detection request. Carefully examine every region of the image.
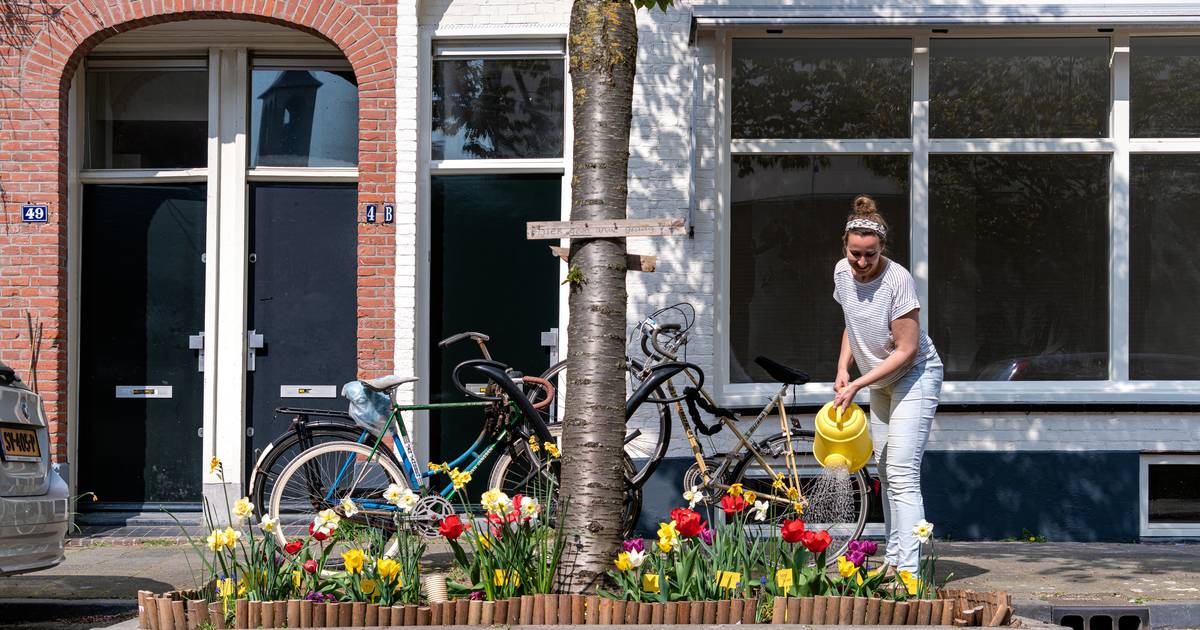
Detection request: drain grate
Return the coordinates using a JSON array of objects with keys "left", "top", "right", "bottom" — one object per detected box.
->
[{"left": 1053, "top": 605, "right": 1150, "bottom": 630}]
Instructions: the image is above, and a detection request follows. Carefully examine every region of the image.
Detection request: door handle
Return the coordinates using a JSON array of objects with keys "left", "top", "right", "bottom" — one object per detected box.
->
[
  {"left": 247, "top": 329, "right": 265, "bottom": 372},
  {"left": 188, "top": 332, "right": 204, "bottom": 372}
]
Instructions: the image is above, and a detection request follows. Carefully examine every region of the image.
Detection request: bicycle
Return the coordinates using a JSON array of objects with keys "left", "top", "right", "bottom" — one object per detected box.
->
[
  {"left": 263, "top": 332, "right": 565, "bottom": 546},
  {"left": 502, "top": 303, "right": 871, "bottom": 560}
]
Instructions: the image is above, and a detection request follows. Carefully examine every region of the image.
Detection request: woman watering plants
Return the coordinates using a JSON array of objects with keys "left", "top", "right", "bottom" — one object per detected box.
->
[{"left": 831, "top": 195, "right": 943, "bottom": 574}]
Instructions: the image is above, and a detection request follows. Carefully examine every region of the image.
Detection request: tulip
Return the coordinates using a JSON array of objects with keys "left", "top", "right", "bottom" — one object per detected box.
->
[
  {"left": 285, "top": 540, "right": 304, "bottom": 554},
  {"left": 670, "top": 508, "right": 706, "bottom": 538},
  {"left": 780, "top": 519, "right": 805, "bottom": 544},
  {"left": 303, "top": 559, "right": 318, "bottom": 573},
  {"left": 622, "top": 538, "right": 645, "bottom": 553},
  {"left": 720, "top": 494, "right": 747, "bottom": 514},
  {"left": 700, "top": 526, "right": 715, "bottom": 546},
  {"left": 800, "top": 530, "right": 832, "bottom": 553},
  {"left": 439, "top": 514, "right": 465, "bottom": 540}
]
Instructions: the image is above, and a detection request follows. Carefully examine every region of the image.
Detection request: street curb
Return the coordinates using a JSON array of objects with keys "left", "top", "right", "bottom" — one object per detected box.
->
[{"left": 0, "top": 598, "right": 136, "bottom": 622}]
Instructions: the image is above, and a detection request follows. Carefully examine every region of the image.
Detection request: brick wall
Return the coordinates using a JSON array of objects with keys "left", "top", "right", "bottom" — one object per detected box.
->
[{"left": 0, "top": 0, "right": 398, "bottom": 461}]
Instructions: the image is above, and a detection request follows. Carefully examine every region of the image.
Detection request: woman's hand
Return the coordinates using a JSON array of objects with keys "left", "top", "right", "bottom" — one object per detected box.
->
[
  {"left": 833, "top": 381, "right": 861, "bottom": 412},
  {"left": 834, "top": 369, "right": 851, "bottom": 393}
]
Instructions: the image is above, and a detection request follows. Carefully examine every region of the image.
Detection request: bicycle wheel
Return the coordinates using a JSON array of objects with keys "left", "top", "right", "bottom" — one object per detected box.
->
[
  {"left": 728, "top": 431, "right": 869, "bottom": 562},
  {"left": 268, "top": 441, "right": 408, "bottom": 548},
  {"left": 534, "top": 359, "right": 672, "bottom": 488},
  {"left": 488, "top": 439, "right": 643, "bottom": 537},
  {"left": 250, "top": 424, "right": 388, "bottom": 518}
]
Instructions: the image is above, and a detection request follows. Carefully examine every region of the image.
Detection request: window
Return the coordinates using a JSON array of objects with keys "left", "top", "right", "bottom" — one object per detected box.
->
[
  {"left": 723, "top": 33, "right": 1200, "bottom": 404},
  {"left": 1141, "top": 455, "right": 1200, "bottom": 536},
  {"left": 250, "top": 66, "right": 358, "bottom": 167},
  {"left": 86, "top": 62, "right": 208, "bottom": 169}
]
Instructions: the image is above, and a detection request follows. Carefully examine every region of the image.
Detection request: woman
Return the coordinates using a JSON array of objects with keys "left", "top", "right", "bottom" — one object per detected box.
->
[{"left": 831, "top": 195, "right": 943, "bottom": 574}]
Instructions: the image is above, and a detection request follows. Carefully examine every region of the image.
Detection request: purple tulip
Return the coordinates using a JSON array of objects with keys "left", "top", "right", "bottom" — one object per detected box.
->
[
  {"left": 700, "top": 526, "right": 715, "bottom": 546},
  {"left": 846, "top": 550, "right": 867, "bottom": 568},
  {"left": 470, "top": 591, "right": 484, "bottom": 601},
  {"left": 859, "top": 540, "right": 878, "bottom": 556},
  {"left": 623, "top": 538, "right": 645, "bottom": 553}
]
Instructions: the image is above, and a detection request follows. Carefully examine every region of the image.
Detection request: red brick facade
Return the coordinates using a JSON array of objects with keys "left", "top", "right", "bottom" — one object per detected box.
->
[{"left": 0, "top": 0, "right": 397, "bottom": 461}]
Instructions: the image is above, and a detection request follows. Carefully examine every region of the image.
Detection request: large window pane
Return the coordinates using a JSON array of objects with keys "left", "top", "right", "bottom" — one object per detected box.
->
[
  {"left": 1130, "top": 155, "right": 1200, "bottom": 379},
  {"left": 730, "top": 155, "right": 910, "bottom": 383},
  {"left": 432, "top": 59, "right": 564, "bottom": 160},
  {"left": 930, "top": 39, "right": 1109, "bottom": 138},
  {"left": 731, "top": 39, "right": 911, "bottom": 139},
  {"left": 251, "top": 69, "right": 358, "bottom": 167},
  {"left": 86, "top": 69, "right": 208, "bottom": 169},
  {"left": 929, "top": 155, "right": 1109, "bottom": 381},
  {"left": 1132, "top": 37, "right": 1200, "bottom": 138}
]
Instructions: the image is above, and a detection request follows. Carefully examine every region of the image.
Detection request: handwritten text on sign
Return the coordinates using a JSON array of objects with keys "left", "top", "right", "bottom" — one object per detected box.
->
[{"left": 526, "top": 218, "right": 686, "bottom": 240}]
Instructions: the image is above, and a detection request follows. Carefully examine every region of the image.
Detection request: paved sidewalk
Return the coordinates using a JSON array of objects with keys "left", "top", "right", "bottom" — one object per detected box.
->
[{"left": 2, "top": 540, "right": 1197, "bottom": 628}]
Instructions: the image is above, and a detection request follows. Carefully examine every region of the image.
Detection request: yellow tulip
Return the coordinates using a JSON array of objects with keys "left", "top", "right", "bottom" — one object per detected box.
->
[
  {"left": 642, "top": 573, "right": 661, "bottom": 594},
  {"left": 837, "top": 556, "right": 858, "bottom": 578},
  {"left": 343, "top": 549, "right": 366, "bottom": 574},
  {"left": 376, "top": 558, "right": 402, "bottom": 583},
  {"left": 898, "top": 570, "right": 919, "bottom": 596},
  {"left": 656, "top": 538, "right": 673, "bottom": 553},
  {"left": 613, "top": 552, "right": 633, "bottom": 572}
]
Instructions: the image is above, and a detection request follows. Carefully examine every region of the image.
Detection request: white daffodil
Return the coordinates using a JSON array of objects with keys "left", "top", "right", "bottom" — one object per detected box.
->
[
  {"left": 314, "top": 508, "right": 341, "bottom": 532},
  {"left": 232, "top": 496, "right": 254, "bottom": 521},
  {"left": 259, "top": 514, "right": 278, "bottom": 533},
  {"left": 399, "top": 489, "right": 420, "bottom": 513},
  {"left": 752, "top": 500, "right": 769, "bottom": 522},
  {"left": 912, "top": 519, "right": 934, "bottom": 544},
  {"left": 340, "top": 497, "right": 360, "bottom": 518},
  {"left": 383, "top": 483, "right": 404, "bottom": 506},
  {"left": 683, "top": 485, "right": 707, "bottom": 509},
  {"left": 520, "top": 496, "right": 540, "bottom": 520},
  {"left": 627, "top": 548, "right": 646, "bottom": 569},
  {"left": 481, "top": 489, "right": 511, "bottom": 515}
]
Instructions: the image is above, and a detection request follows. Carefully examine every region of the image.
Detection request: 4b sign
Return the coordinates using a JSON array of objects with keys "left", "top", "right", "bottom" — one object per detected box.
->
[{"left": 22, "top": 205, "right": 48, "bottom": 222}]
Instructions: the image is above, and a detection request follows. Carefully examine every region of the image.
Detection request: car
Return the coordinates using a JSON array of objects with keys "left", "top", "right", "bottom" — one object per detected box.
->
[{"left": 0, "top": 358, "right": 69, "bottom": 576}]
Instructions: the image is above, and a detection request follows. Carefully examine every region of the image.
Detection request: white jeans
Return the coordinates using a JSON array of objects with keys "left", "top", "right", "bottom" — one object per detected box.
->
[{"left": 868, "top": 357, "right": 943, "bottom": 572}]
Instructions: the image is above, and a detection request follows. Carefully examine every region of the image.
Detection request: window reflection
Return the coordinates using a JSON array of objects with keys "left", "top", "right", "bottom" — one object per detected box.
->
[
  {"left": 929, "top": 155, "right": 1109, "bottom": 381},
  {"left": 86, "top": 69, "right": 208, "bottom": 169},
  {"left": 1130, "top": 155, "right": 1200, "bottom": 379},
  {"left": 251, "top": 69, "right": 358, "bottom": 167},
  {"left": 1148, "top": 464, "right": 1200, "bottom": 523},
  {"left": 732, "top": 39, "right": 911, "bottom": 139},
  {"left": 930, "top": 38, "right": 1109, "bottom": 138},
  {"left": 432, "top": 58, "right": 564, "bottom": 160},
  {"left": 729, "top": 155, "right": 910, "bottom": 383},
  {"left": 1132, "top": 37, "right": 1200, "bottom": 138}
]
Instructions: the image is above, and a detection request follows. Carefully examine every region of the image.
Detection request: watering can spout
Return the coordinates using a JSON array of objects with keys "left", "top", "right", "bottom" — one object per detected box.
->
[{"left": 812, "top": 401, "right": 872, "bottom": 473}]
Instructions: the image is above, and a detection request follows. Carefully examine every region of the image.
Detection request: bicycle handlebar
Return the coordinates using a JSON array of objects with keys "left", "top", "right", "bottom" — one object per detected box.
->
[
  {"left": 438, "top": 331, "right": 493, "bottom": 360},
  {"left": 520, "top": 376, "right": 555, "bottom": 411}
]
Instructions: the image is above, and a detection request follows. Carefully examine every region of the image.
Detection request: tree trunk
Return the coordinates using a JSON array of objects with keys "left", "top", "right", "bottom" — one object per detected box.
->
[{"left": 559, "top": 0, "right": 638, "bottom": 593}]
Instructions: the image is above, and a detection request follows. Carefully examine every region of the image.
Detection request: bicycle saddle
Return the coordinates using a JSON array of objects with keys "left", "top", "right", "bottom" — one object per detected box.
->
[
  {"left": 754, "top": 356, "right": 810, "bottom": 385},
  {"left": 361, "top": 375, "right": 419, "bottom": 392}
]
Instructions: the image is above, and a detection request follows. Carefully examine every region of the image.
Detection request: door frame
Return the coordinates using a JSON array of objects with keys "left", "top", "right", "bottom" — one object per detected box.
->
[{"left": 66, "top": 28, "right": 359, "bottom": 509}]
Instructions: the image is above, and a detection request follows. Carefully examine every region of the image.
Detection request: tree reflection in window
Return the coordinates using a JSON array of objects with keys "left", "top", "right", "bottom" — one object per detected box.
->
[
  {"left": 1132, "top": 37, "right": 1200, "bottom": 138},
  {"left": 432, "top": 58, "right": 564, "bottom": 159},
  {"left": 931, "top": 38, "right": 1109, "bottom": 138},
  {"left": 731, "top": 39, "right": 911, "bottom": 140}
]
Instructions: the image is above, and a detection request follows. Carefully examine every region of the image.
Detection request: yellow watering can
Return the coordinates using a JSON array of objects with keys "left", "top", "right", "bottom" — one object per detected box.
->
[{"left": 812, "top": 400, "right": 872, "bottom": 473}]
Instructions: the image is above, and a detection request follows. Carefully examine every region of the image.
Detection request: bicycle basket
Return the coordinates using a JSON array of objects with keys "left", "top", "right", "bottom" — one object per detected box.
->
[{"left": 341, "top": 380, "right": 391, "bottom": 436}]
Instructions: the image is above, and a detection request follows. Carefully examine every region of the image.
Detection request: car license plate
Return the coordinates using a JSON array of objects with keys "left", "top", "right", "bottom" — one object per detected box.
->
[{"left": 0, "top": 426, "right": 40, "bottom": 462}]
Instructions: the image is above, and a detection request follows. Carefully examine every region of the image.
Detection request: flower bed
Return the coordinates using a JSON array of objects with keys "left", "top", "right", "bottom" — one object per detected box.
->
[{"left": 136, "top": 589, "right": 1014, "bottom": 628}]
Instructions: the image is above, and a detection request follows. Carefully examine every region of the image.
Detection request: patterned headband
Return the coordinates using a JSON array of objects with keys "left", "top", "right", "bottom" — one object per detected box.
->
[{"left": 845, "top": 218, "right": 888, "bottom": 238}]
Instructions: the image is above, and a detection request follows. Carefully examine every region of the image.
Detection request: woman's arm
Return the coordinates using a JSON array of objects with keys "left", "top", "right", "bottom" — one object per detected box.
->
[
  {"left": 832, "top": 309, "right": 921, "bottom": 411},
  {"left": 834, "top": 328, "right": 854, "bottom": 392}
]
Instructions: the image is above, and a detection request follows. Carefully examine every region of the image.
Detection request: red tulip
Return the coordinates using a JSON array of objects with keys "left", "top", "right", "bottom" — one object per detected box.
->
[
  {"left": 284, "top": 540, "right": 304, "bottom": 554},
  {"left": 720, "top": 494, "right": 747, "bottom": 514},
  {"left": 780, "top": 519, "right": 806, "bottom": 544},
  {"left": 439, "top": 514, "right": 466, "bottom": 540},
  {"left": 308, "top": 523, "right": 328, "bottom": 542},
  {"left": 801, "top": 529, "right": 832, "bottom": 553},
  {"left": 303, "top": 559, "right": 318, "bottom": 573},
  {"left": 670, "top": 508, "right": 706, "bottom": 538}
]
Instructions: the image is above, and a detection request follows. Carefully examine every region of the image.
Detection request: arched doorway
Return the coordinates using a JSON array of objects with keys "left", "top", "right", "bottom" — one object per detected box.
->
[{"left": 73, "top": 21, "right": 361, "bottom": 512}]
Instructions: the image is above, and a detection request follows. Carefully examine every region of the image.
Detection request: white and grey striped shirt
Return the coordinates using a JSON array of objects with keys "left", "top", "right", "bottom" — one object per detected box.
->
[{"left": 833, "top": 257, "right": 939, "bottom": 389}]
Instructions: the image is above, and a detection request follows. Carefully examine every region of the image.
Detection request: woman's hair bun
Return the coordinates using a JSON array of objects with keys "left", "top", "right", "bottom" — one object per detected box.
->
[{"left": 853, "top": 195, "right": 877, "bottom": 216}]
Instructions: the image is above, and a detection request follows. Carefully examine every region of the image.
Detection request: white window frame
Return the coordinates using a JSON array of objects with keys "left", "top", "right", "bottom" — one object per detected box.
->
[
  {"left": 1140, "top": 453, "right": 1200, "bottom": 537},
  {"left": 416, "top": 35, "right": 572, "bottom": 466},
  {"left": 69, "top": 44, "right": 360, "bottom": 496},
  {"left": 714, "top": 27, "right": 1200, "bottom": 407}
]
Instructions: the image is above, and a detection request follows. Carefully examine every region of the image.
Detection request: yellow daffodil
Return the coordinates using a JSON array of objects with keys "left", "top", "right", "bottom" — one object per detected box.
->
[
  {"left": 208, "top": 457, "right": 223, "bottom": 476},
  {"left": 543, "top": 442, "right": 561, "bottom": 458},
  {"left": 898, "top": 570, "right": 919, "bottom": 596},
  {"left": 744, "top": 490, "right": 757, "bottom": 504},
  {"left": 449, "top": 468, "right": 472, "bottom": 490},
  {"left": 232, "top": 496, "right": 254, "bottom": 521},
  {"left": 656, "top": 538, "right": 673, "bottom": 553},
  {"left": 481, "top": 489, "right": 511, "bottom": 515},
  {"left": 343, "top": 549, "right": 366, "bottom": 574},
  {"left": 792, "top": 501, "right": 805, "bottom": 515},
  {"left": 428, "top": 462, "right": 446, "bottom": 473},
  {"left": 528, "top": 435, "right": 540, "bottom": 452},
  {"left": 785, "top": 486, "right": 800, "bottom": 500},
  {"left": 206, "top": 529, "right": 223, "bottom": 552},
  {"left": 837, "top": 556, "right": 858, "bottom": 578},
  {"left": 477, "top": 534, "right": 492, "bottom": 550},
  {"left": 221, "top": 527, "right": 240, "bottom": 550},
  {"left": 656, "top": 521, "right": 679, "bottom": 548},
  {"left": 727, "top": 483, "right": 744, "bottom": 497},
  {"left": 614, "top": 552, "right": 633, "bottom": 572},
  {"left": 376, "top": 558, "right": 402, "bottom": 583},
  {"left": 772, "top": 474, "right": 785, "bottom": 490}
]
